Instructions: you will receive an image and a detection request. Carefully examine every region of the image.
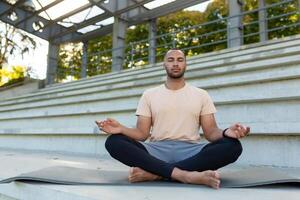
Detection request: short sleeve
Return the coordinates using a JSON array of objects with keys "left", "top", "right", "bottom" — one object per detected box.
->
[
  {"left": 200, "top": 91, "right": 217, "bottom": 115},
  {"left": 136, "top": 92, "right": 152, "bottom": 117}
]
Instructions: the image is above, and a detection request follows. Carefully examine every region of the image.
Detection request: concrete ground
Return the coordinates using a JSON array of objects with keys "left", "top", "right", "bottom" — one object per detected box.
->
[{"left": 0, "top": 148, "right": 299, "bottom": 200}]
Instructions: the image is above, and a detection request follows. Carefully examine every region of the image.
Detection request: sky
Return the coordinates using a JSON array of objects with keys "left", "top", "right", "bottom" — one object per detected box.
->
[{"left": 4, "top": 0, "right": 212, "bottom": 79}]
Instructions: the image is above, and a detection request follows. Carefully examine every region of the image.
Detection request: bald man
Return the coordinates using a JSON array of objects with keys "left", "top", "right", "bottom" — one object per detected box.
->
[{"left": 96, "top": 49, "right": 250, "bottom": 189}]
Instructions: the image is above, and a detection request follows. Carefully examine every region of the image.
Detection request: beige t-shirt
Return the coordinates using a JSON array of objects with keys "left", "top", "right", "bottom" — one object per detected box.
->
[{"left": 136, "top": 83, "right": 217, "bottom": 142}]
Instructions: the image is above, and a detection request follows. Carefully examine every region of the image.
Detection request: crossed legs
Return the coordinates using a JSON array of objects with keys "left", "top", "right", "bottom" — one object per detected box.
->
[{"left": 105, "top": 134, "right": 242, "bottom": 188}]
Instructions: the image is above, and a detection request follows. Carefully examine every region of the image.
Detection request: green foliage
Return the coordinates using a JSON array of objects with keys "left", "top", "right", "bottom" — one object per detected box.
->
[
  {"left": 191, "top": 0, "right": 228, "bottom": 54},
  {"left": 57, "top": 0, "right": 300, "bottom": 82},
  {"left": 243, "top": 0, "right": 300, "bottom": 44},
  {"left": 0, "top": 22, "right": 37, "bottom": 68},
  {"left": 243, "top": 0, "right": 260, "bottom": 44},
  {"left": 87, "top": 34, "right": 112, "bottom": 76},
  {"left": 0, "top": 22, "right": 37, "bottom": 86},
  {"left": 266, "top": 0, "right": 300, "bottom": 39},
  {"left": 57, "top": 43, "right": 82, "bottom": 82},
  {"left": 155, "top": 10, "right": 208, "bottom": 62},
  {"left": 0, "top": 65, "right": 26, "bottom": 87}
]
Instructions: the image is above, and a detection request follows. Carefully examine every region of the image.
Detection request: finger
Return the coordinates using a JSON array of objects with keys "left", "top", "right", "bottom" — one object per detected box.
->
[
  {"left": 99, "top": 123, "right": 107, "bottom": 129},
  {"left": 234, "top": 124, "right": 245, "bottom": 134},
  {"left": 241, "top": 126, "right": 248, "bottom": 136},
  {"left": 240, "top": 129, "right": 250, "bottom": 138},
  {"left": 103, "top": 121, "right": 109, "bottom": 126},
  {"left": 95, "top": 122, "right": 102, "bottom": 128},
  {"left": 236, "top": 127, "right": 245, "bottom": 138},
  {"left": 232, "top": 123, "right": 241, "bottom": 131},
  {"left": 239, "top": 124, "right": 246, "bottom": 132},
  {"left": 238, "top": 124, "right": 246, "bottom": 131},
  {"left": 238, "top": 127, "right": 246, "bottom": 137},
  {"left": 95, "top": 120, "right": 103, "bottom": 125},
  {"left": 237, "top": 126, "right": 243, "bottom": 133},
  {"left": 239, "top": 131, "right": 246, "bottom": 138},
  {"left": 106, "top": 120, "right": 114, "bottom": 125},
  {"left": 106, "top": 119, "right": 114, "bottom": 124},
  {"left": 234, "top": 130, "right": 241, "bottom": 138},
  {"left": 234, "top": 123, "right": 240, "bottom": 129},
  {"left": 246, "top": 126, "right": 250, "bottom": 133},
  {"left": 240, "top": 125, "right": 249, "bottom": 135},
  {"left": 107, "top": 118, "right": 115, "bottom": 122}
]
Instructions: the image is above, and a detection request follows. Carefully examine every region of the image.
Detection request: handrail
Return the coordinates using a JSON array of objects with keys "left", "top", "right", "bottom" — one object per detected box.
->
[{"left": 56, "top": 0, "right": 300, "bottom": 82}]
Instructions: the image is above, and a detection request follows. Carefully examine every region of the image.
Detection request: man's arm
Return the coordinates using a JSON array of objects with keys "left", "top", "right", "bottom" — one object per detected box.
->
[
  {"left": 95, "top": 115, "right": 151, "bottom": 141},
  {"left": 200, "top": 114, "right": 250, "bottom": 142},
  {"left": 200, "top": 114, "right": 223, "bottom": 142}
]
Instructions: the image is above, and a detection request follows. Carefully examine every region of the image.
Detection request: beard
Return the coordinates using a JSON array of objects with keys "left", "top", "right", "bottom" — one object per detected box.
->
[{"left": 166, "top": 69, "right": 185, "bottom": 79}]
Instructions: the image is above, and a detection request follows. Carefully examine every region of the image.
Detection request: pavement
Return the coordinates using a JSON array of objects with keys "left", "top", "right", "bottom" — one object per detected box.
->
[{"left": 0, "top": 148, "right": 299, "bottom": 200}]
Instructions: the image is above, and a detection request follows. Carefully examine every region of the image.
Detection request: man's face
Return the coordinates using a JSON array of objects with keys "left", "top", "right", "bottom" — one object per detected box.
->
[{"left": 163, "top": 50, "right": 186, "bottom": 79}]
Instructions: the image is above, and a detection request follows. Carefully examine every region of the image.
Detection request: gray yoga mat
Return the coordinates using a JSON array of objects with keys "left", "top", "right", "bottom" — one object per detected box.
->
[{"left": 1, "top": 166, "right": 300, "bottom": 188}]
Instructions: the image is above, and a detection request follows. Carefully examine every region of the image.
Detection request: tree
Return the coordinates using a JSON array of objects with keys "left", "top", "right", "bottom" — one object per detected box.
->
[
  {"left": 72, "top": 0, "right": 229, "bottom": 75},
  {"left": 0, "top": 22, "right": 37, "bottom": 68},
  {"left": 56, "top": 0, "right": 300, "bottom": 82},
  {"left": 0, "top": 65, "right": 27, "bottom": 87},
  {"left": 57, "top": 43, "right": 82, "bottom": 82},
  {"left": 87, "top": 34, "right": 112, "bottom": 76},
  {"left": 243, "top": 0, "right": 300, "bottom": 44},
  {"left": 0, "top": 21, "right": 37, "bottom": 87},
  {"left": 266, "top": 0, "right": 300, "bottom": 39}
]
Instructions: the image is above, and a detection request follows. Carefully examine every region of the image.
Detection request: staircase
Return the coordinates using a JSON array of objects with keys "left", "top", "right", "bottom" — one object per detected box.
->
[{"left": 0, "top": 35, "right": 300, "bottom": 167}]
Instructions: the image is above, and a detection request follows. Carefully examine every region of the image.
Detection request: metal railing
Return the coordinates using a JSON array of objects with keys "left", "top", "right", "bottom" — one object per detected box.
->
[{"left": 56, "top": 0, "right": 300, "bottom": 82}]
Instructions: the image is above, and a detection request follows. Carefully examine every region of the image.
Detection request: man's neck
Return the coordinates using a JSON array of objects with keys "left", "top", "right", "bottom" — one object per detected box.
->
[{"left": 165, "top": 78, "right": 186, "bottom": 90}]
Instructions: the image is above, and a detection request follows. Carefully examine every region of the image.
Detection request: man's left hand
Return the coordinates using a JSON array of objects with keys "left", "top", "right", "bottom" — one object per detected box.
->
[{"left": 224, "top": 123, "right": 250, "bottom": 139}]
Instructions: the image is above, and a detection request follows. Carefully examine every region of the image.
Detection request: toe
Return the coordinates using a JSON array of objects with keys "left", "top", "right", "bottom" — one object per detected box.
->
[
  {"left": 129, "top": 167, "right": 134, "bottom": 174},
  {"left": 214, "top": 171, "right": 220, "bottom": 179}
]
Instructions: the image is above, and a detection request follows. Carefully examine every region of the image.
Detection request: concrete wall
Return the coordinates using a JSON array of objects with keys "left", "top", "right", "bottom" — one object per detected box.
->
[
  {"left": 0, "top": 35, "right": 300, "bottom": 167},
  {"left": 0, "top": 79, "right": 42, "bottom": 101}
]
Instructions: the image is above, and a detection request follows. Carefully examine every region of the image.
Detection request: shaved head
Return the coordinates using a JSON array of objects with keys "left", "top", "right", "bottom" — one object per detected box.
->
[{"left": 164, "top": 49, "right": 186, "bottom": 61}]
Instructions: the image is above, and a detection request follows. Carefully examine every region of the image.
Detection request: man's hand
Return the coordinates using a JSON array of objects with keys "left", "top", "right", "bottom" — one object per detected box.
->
[
  {"left": 95, "top": 118, "right": 123, "bottom": 134},
  {"left": 224, "top": 123, "right": 250, "bottom": 139}
]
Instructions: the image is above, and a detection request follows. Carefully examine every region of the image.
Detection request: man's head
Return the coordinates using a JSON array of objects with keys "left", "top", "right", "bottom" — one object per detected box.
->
[{"left": 163, "top": 49, "right": 186, "bottom": 79}]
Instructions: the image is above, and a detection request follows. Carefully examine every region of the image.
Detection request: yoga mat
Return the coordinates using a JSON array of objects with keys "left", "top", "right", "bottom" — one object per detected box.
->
[{"left": 1, "top": 166, "right": 300, "bottom": 188}]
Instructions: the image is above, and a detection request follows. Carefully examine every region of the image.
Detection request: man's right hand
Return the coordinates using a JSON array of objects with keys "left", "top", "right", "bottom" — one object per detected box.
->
[{"left": 95, "top": 118, "right": 123, "bottom": 134}]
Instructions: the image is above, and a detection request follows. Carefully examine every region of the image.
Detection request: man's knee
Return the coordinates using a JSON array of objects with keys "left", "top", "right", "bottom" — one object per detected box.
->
[
  {"left": 105, "top": 134, "right": 126, "bottom": 153},
  {"left": 224, "top": 137, "right": 243, "bottom": 162}
]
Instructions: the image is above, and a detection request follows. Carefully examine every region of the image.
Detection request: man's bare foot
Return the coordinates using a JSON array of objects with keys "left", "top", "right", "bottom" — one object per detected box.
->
[
  {"left": 186, "top": 170, "right": 220, "bottom": 189},
  {"left": 128, "top": 167, "right": 162, "bottom": 183},
  {"left": 172, "top": 168, "right": 221, "bottom": 189}
]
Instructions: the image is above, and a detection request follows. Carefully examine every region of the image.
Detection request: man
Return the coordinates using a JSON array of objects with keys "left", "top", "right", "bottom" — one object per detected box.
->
[{"left": 96, "top": 49, "right": 250, "bottom": 189}]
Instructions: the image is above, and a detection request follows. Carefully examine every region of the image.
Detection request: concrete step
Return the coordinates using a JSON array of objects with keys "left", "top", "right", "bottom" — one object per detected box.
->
[
  {"left": 0, "top": 51, "right": 299, "bottom": 109},
  {"left": 0, "top": 149, "right": 300, "bottom": 200},
  {"left": 0, "top": 35, "right": 299, "bottom": 168},
  {"left": 2, "top": 35, "right": 300, "bottom": 103},
  {"left": 41, "top": 34, "right": 300, "bottom": 92}
]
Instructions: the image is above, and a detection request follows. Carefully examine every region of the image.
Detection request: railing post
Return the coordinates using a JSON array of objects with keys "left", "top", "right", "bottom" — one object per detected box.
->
[
  {"left": 172, "top": 32, "right": 176, "bottom": 48},
  {"left": 148, "top": 18, "right": 157, "bottom": 65},
  {"left": 259, "top": 0, "right": 268, "bottom": 42},
  {"left": 81, "top": 41, "right": 87, "bottom": 78},
  {"left": 46, "top": 42, "right": 59, "bottom": 85},
  {"left": 228, "top": 0, "right": 243, "bottom": 48},
  {"left": 112, "top": 16, "right": 127, "bottom": 72},
  {"left": 130, "top": 42, "right": 134, "bottom": 67}
]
